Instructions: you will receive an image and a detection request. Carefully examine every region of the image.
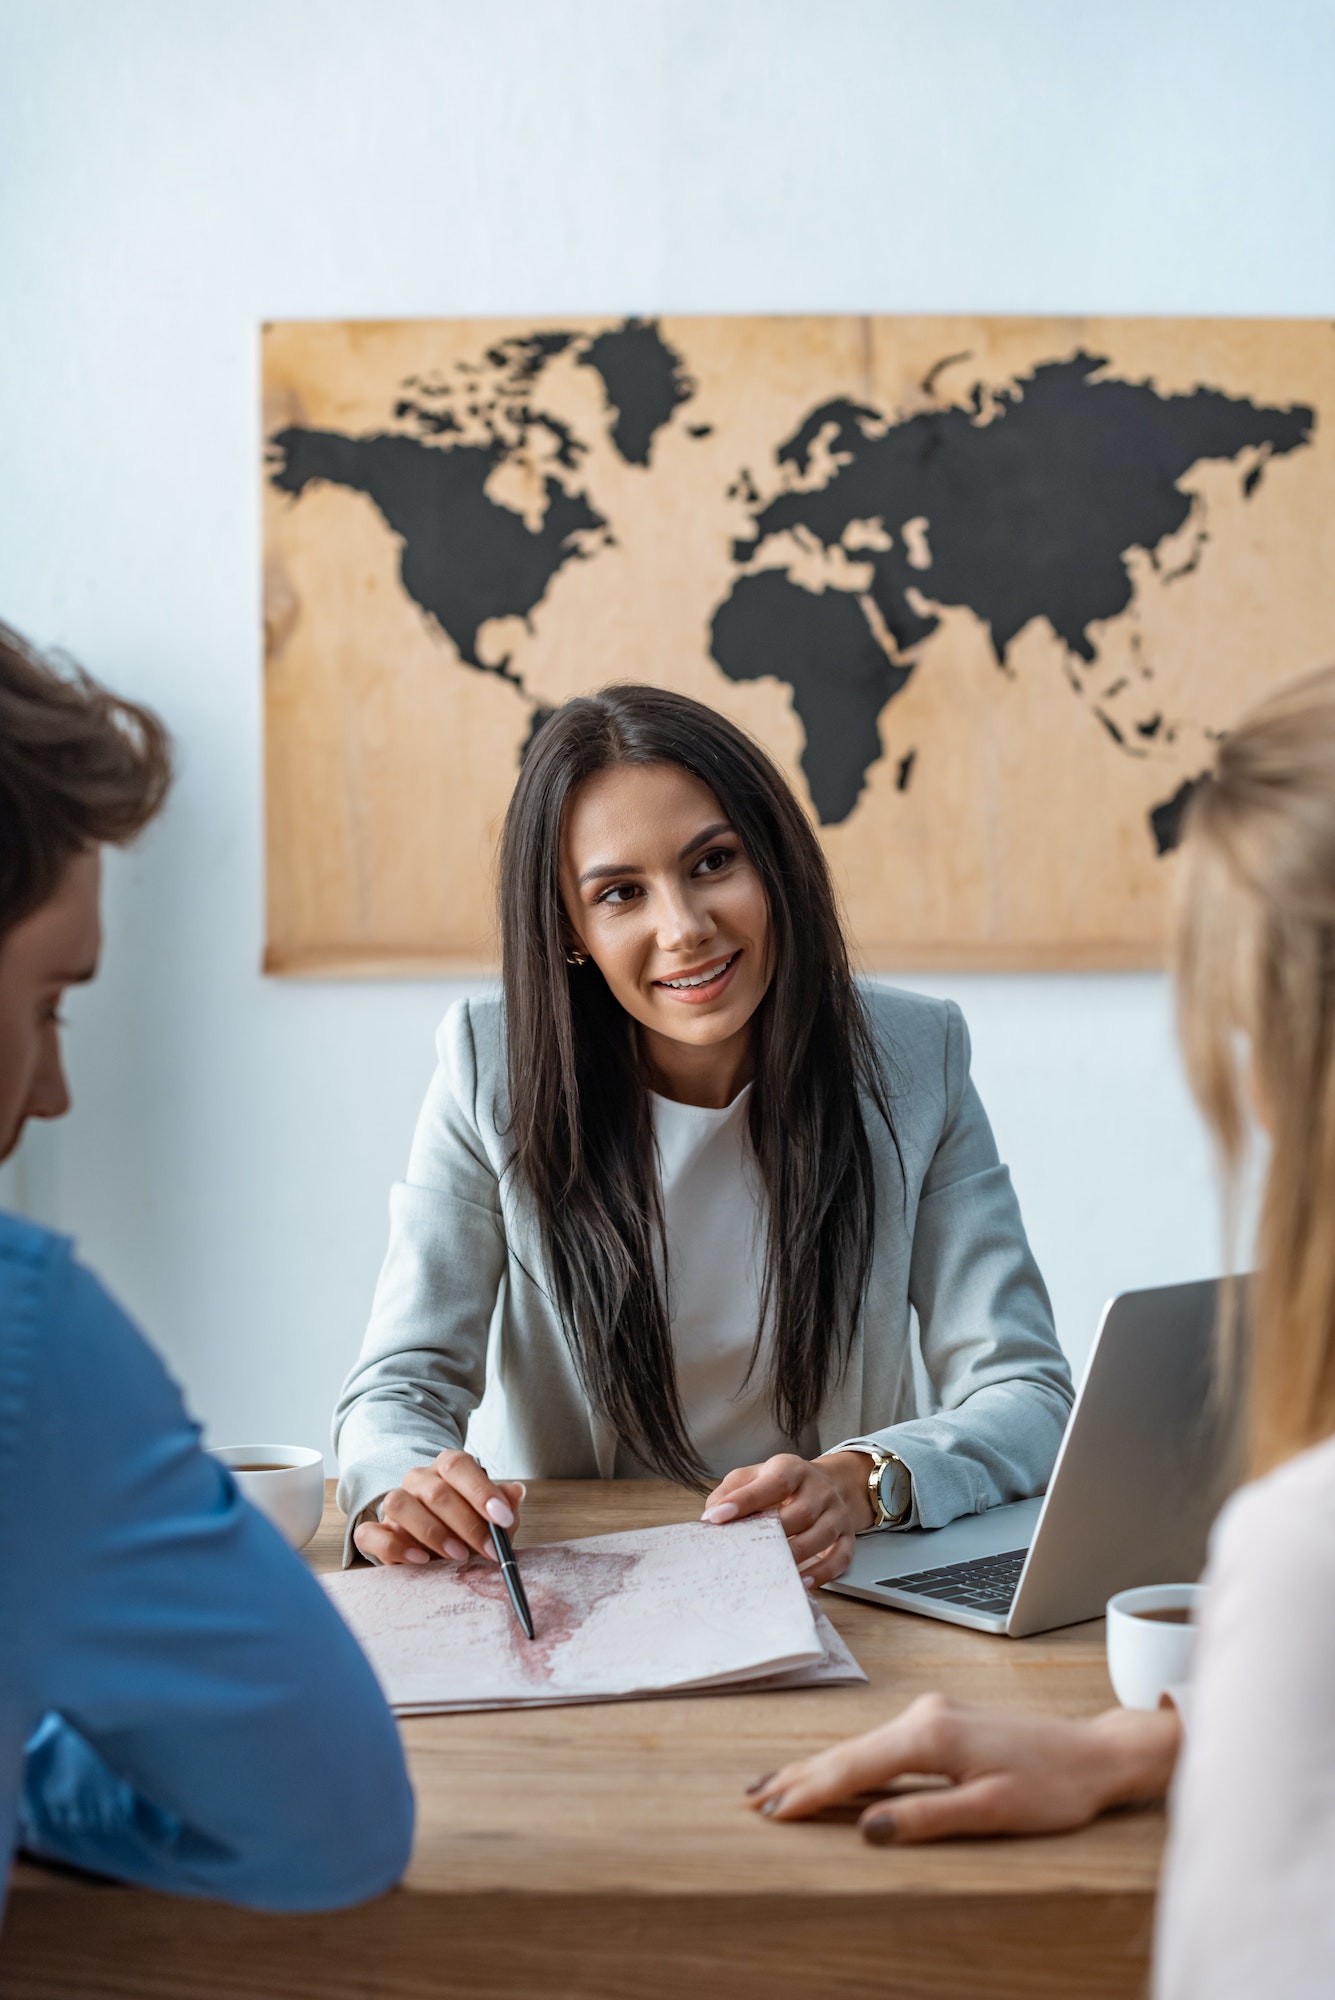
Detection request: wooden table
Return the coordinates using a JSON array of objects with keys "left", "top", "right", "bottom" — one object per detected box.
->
[{"left": 0, "top": 1482, "right": 1162, "bottom": 1999}]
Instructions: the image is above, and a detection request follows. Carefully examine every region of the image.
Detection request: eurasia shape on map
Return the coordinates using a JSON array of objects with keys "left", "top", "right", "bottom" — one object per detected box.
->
[{"left": 267, "top": 321, "right": 1314, "bottom": 852}]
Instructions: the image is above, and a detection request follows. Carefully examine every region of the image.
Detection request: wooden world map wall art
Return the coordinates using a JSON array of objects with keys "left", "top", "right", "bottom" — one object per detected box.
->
[{"left": 262, "top": 315, "right": 1334, "bottom": 974}]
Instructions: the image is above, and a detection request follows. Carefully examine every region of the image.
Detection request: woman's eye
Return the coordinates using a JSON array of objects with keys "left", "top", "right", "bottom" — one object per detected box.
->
[
  {"left": 695, "top": 847, "right": 735, "bottom": 876},
  {"left": 597, "top": 883, "right": 641, "bottom": 907}
]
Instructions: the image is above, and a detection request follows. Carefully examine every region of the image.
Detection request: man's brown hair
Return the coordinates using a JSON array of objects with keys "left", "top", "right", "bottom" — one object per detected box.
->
[{"left": 0, "top": 621, "right": 172, "bottom": 940}]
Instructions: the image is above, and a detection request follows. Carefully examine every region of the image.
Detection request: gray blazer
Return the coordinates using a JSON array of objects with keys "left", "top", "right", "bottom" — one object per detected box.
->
[{"left": 334, "top": 985, "right": 1073, "bottom": 1556}]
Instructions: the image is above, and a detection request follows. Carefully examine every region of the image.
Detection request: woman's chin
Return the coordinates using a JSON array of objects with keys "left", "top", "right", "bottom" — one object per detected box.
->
[{"left": 645, "top": 999, "right": 756, "bottom": 1047}]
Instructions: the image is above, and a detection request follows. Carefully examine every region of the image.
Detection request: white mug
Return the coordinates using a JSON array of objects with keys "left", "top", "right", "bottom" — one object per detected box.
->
[
  {"left": 211, "top": 1445, "right": 326, "bottom": 1551},
  {"left": 1106, "top": 1582, "right": 1203, "bottom": 1710}
]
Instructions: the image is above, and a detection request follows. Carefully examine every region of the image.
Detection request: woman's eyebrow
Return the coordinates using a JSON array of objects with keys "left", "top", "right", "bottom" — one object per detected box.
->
[
  {"left": 577, "top": 860, "right": 643, "bottom": 886},
  {"left": 678, "top": 821, "right": 734, "bottom": 859},
  {"left": 576, "top": 822, "right": 735, "bottom": 886}
]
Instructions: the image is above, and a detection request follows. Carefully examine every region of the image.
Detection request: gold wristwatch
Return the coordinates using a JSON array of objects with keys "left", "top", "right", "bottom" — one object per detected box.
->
[{"left": 851, "top": 1445, "right": 913, "bottom": 1530}]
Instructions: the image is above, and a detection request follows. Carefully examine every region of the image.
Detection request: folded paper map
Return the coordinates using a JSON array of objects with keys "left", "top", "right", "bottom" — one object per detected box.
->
[{"left": 322, "top": 1515, "right": 865, "bottom": 1713}]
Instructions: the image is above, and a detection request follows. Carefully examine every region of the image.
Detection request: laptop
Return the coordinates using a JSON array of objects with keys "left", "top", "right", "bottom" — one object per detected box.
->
[{"left": 824, "top": 1277, "right": 1244, "bottom": 1637}]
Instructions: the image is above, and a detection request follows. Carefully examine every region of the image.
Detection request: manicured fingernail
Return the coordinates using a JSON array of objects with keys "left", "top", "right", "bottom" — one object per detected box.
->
[
  {"left": 485, "top": 1498, "right": 515, "bottom": 1528},
  {"left": 403, "top": 1547, "right": 430, "bottom": 1565},
  {"left": 444, "top": 1536, "right": 470, "bottom": 1561},
  {"left": 702, "top": 1502, "right": 739, "bottom": 1524},
  {"left": 745, "top": 1772, "right": 777, "bottom": 1797},
  {"left": 803, "top": 1575, "right": 816, "bottom": 1590},
  {"left": 760, "top": 1794, "right": 787, "bottom": 1817},
  {"left": 862, "top": 1813, "right": 898, "bottom": 1846}
]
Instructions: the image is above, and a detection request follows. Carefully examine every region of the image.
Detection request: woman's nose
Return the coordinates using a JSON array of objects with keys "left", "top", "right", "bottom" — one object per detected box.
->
[{"left": 655, "top": 885, "right": 714, "bottom": 953}]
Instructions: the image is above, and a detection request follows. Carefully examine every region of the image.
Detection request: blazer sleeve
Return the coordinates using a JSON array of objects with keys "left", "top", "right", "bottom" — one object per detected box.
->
[
  {"left": 839, "top": 1001, "right": 1074, "bottom": 1528},
  {"left": 333, "top": 999, "right": 509, "bottom": 1554}
]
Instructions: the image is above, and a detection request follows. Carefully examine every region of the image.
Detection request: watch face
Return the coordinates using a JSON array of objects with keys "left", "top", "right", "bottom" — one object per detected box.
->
[{"left": 882, "top": 1458, "right": 911, "bottom": 1520}]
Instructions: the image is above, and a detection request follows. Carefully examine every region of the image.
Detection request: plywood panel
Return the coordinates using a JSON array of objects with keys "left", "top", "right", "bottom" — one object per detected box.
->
[{"left": 262, "top": 315, "right": 1335, "bottom": 972}]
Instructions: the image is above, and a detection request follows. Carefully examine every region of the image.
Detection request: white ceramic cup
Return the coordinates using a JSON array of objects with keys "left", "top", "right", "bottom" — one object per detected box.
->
[
  {"left": 1106, "top": 1582, "right": 1203, "bottom": 1710},
  {"left": 211, "top": 1445, "right": 326, "bottom": 1551}
]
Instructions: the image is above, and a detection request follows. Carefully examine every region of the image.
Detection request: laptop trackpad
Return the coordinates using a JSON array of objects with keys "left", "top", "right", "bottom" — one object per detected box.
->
[{"left": 836, "top": 1496, "right": 1045, "bottom": 1587}]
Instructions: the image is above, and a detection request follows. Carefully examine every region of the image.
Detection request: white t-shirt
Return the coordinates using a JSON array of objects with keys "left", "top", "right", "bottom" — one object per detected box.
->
[
  {"left": 609, "top": 1086, "right": 816, "bottom": 1479},
  {"left": 1154, "top": 1431, "right": 1335, "bottom": 1999}
]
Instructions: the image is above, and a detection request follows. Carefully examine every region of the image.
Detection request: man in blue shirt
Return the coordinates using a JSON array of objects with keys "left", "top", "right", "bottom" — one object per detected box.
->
[{"left": 0, "top": 621, "right": 413, "bottom": 1911}]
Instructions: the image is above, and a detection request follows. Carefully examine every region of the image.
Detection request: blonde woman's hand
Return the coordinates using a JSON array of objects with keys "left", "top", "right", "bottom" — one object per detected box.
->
[
  {"left": 745, "top": 1694, "right": 1181, "bottom": 1843},
  {"left": 700, "top": 1450, "right": 875, "bottom": 1586},
  {"left": 353, "top": 1450, "right": 526, "bottom": 1567}
]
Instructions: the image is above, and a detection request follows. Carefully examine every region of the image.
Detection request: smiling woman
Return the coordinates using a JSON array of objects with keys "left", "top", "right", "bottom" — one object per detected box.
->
[
  {"left": 334, "top": 686, "right": 1074, "bottom": 1580},
  {"left": 561, "top": 766, "right": 770, "bottom": 1085}
]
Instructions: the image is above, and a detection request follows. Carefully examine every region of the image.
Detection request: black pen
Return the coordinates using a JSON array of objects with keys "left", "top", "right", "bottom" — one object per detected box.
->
[{"left": 487, "top": 1517, "right": 536, "bottom": 1641}]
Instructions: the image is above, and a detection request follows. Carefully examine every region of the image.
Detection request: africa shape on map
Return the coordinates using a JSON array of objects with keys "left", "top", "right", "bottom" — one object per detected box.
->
[{"left": 262, "top": 315, "right": 1331, "bottom": 971}]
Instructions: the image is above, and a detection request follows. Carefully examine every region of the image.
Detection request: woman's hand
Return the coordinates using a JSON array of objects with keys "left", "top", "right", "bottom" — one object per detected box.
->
[
  {"left": 353, "top": 1450, "right": 526, "bottom": 1567},
  {"left": 745, "top": 1693, "right": 1182, "bottom": 1843},
  {"left": 701, "top": 1450, "right": 875, "bottom": 1586}
]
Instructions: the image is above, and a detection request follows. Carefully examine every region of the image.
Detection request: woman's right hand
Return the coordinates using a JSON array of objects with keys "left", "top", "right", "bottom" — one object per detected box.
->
[{"left": 353, "top": 1450, "right": 526, "bottom": 1567}]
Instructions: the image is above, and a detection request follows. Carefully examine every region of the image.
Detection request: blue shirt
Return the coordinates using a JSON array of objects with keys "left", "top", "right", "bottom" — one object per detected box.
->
[{"left": 0, "top": 1210, "right": 413, "bottom": 1911}]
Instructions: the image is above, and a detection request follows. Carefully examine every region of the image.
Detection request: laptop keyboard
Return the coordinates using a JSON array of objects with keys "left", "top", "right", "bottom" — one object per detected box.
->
[{"left": 878, "top": 1546, "right": 1029, "bottom": 1617}]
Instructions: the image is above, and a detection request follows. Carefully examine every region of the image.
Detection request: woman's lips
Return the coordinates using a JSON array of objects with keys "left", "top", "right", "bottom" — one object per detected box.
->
[{"left": 652, "top": 950, "right": 742, "bottom": 1005}]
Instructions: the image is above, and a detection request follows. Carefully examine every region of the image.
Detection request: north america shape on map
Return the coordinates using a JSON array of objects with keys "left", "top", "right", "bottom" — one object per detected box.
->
[{"left": 267, "top": 318, "right": 1315, "bottom": 853}]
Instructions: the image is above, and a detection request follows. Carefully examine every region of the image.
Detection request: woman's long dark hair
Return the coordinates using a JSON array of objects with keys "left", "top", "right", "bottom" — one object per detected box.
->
[{"left": 500, "top": 685, "right": 897, "bottom": 1487}]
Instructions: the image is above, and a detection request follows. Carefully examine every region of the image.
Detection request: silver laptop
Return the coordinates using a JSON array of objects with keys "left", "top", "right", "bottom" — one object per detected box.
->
[{"left": 824, "top": 1277, "right": 1243, "bottom": 1637}]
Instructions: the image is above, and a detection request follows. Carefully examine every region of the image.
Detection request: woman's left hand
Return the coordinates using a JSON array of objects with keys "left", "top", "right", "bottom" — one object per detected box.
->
[
  {"left": 743, "top": 1696, "right": 1182, "bottom": 1842},
  {"left": 701, "top": 1451, "right": 875, "bottom": 1585}
]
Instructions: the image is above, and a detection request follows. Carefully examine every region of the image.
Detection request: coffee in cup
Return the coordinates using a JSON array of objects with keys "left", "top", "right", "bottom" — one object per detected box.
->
[
  {"left": 210, "top": 1445, "right": 326, "bottom": 1551},
  {"left": 1106, "top": 1582, "right": 1203, "bottom": 1709}
]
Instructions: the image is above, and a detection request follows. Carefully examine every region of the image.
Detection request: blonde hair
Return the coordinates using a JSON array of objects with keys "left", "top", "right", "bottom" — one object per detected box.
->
[{"left": 1175, "top": 662, "right": 1335, "bottom": 1475}]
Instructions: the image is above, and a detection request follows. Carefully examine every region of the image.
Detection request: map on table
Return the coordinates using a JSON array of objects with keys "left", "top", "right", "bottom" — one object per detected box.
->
[
  {"left": 321, "top": 1515, "right": 864, "bottom": 1713},
  {"left": 262, "top": 315, "right": 1334, "bottom": 972}
]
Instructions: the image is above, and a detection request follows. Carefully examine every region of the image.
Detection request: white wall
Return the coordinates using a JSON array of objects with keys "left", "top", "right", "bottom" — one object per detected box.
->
[{"left": 1, "top": 0, "right": 1330, "bottom": 1460}]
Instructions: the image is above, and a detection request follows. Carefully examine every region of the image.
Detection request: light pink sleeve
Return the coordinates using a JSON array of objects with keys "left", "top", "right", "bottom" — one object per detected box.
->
[{"left": 1153, "top": 1439, "right": 1335, "bottom": 2000}]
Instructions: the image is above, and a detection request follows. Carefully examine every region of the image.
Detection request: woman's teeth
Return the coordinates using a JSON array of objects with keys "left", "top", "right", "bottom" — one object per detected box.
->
[{"left": 659, "top": 953, "right": 736, "bottom": 990}]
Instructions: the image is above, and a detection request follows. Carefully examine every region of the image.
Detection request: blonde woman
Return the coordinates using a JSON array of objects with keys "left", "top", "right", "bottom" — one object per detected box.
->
[{"left": 745, "top": 664, "right": 1335, "bottom": 1999}]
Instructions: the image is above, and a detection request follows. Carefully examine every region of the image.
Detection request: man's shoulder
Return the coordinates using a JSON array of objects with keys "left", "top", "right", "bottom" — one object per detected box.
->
[
  {"left": 0, "top": 1206, "right": 70, "bottom": 1273},
  {"left": 0, "top": 1209, "right": 74, "bottom": 1333},
  {"left": 0, "top": 1209, "right": 173, "bottom": 1409}
]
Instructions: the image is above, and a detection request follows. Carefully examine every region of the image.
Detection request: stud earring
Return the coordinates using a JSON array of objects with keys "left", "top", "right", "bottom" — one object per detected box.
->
[{"left": 565, "top": 949, "right": 589, "bottom": 967}]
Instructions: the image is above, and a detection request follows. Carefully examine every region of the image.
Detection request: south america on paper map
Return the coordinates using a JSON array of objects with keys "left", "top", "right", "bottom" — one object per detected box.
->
[{"left": 262, "top": 315, "right": 1335, "bottom": 973}]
